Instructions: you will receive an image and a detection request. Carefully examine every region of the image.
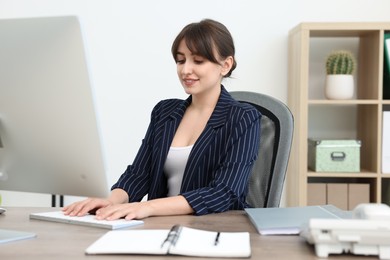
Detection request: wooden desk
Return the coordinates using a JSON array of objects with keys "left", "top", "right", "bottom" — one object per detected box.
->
[{"left": 0, "top": 207, "right": 375, "bottom": 259}]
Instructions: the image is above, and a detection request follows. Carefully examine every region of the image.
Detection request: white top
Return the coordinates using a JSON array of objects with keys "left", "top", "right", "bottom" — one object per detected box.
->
[{"left": 164, "top": 145, "right": 193, "bottom": 197}]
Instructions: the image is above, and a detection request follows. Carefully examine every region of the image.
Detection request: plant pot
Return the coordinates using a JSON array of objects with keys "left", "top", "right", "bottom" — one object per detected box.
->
[{"left": 325, "top": 74, "right": 354, "bottom": 100}]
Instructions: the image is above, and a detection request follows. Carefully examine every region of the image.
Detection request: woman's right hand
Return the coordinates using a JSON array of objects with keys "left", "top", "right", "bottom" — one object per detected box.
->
[{"left": 62, "top": 198, "right": 113, "bottom": 217}]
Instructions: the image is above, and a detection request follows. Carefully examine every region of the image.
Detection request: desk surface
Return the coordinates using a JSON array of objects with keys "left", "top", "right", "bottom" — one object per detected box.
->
[{"left": 0, "top": 207, "right": 375, "bottom": 259}]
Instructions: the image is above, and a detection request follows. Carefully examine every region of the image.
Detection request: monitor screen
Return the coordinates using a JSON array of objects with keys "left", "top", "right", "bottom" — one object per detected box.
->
[{"left": 0, "top": 16, "right": 109, "bottom": 197}]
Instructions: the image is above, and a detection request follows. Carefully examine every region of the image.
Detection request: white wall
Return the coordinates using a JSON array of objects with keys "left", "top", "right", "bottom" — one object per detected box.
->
[{"left": 1, "top": 0, "right": 390, "bottom": 206}]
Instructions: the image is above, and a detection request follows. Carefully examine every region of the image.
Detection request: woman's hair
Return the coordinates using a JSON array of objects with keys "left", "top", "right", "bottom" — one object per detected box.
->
[{"left": 171, "top": 19, "right": 236, "bottom": 78}]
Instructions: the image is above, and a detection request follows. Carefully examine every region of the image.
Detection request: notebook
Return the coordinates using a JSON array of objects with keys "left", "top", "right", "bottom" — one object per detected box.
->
[
  {"left": 0, "top": 229, "right": 36, "bottom": 244},
  {"left": 86, "top": 225, "right": 251, "bottom": 258},
  {"left": 245, "top": 205, "right": 352, "bottom": 235},
  {"left": 30, "top": 211, "right": 143, "bottom": 230}
]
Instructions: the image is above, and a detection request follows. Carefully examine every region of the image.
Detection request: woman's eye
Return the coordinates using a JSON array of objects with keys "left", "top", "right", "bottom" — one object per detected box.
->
[
  {"left": 176, "top": 59, "right": 185, "bottom": 64},
  {"left": 194, "top": 59, "right": 204, "bottom": 64}
]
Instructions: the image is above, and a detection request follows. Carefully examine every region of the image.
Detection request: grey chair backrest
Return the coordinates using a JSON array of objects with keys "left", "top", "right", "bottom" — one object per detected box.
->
[{"left": 230, "top": 91, "right": 294, "bottom": 208}]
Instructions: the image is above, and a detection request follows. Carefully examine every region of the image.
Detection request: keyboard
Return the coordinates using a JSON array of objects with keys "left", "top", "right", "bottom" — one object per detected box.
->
[{"left": 30, "top": 211, "right": 143, "bottom": 229}]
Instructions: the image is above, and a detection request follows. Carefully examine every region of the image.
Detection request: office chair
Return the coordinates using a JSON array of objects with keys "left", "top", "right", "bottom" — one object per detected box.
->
[{"left": 230, "top": 91, "right": 294, "bottom": 208}]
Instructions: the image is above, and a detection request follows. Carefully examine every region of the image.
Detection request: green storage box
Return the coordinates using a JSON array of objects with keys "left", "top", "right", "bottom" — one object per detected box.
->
[{"left": 308, "top": 139, "right": 361, "bottom": 172}]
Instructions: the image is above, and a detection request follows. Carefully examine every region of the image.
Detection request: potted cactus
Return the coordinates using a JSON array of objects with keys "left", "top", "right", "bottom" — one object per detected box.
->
[{"left": 325, "top": 50, "right": 356, "bottom": 99}]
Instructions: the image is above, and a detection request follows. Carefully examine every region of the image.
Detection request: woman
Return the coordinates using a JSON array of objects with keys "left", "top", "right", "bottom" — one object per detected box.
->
[{"left": 63, "top": 19, "right": 261, "bottom": 220}]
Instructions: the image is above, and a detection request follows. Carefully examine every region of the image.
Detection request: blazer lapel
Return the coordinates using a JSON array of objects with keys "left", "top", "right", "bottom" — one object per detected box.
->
[
  {"left": 150, "top": 99, "right": 189, "bottom": 197},
  {"left": 181, "top": 87, "right": 233, "bottom": 188}
]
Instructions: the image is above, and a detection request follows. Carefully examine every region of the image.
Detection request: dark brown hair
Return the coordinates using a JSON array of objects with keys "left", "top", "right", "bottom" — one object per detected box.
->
[{"left": 171, "top": 19, "right": 236, "bottom": 78}]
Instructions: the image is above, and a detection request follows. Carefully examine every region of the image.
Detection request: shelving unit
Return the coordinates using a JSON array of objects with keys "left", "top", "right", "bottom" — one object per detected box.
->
[{"left": 286, "top": 22, "right": 390, "bottom": 207}]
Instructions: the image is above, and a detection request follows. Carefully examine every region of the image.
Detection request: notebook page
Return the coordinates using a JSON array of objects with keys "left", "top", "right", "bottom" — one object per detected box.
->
[
  {"left": 86, "top": 230, "right": 170, "bottom": 255},
  {"left": 170, "top": 227, "right": 251, "bottom": 258}
]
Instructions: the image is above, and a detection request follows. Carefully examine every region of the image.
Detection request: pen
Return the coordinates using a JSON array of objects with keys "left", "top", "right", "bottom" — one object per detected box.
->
[{"left": 214, "top": 232, "right": 220, "bottom": 246}]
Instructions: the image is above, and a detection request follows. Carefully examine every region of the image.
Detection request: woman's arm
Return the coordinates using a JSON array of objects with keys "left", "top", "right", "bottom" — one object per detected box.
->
[
  {"left": 63, "top": 189, "right": 194, "bottom": 220},
  {"left": 94, "top": 195, "right": 194, "bottom": 220}
]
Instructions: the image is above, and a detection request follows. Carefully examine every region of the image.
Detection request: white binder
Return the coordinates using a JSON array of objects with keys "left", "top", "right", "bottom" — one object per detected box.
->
[{"left": 383, "top": 111, "right": 390, "bottom": 173}]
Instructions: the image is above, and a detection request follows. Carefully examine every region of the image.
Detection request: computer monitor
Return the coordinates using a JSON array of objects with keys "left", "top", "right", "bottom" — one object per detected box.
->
[{"left": 0, "top": 16, "right": 109, "bottom": 198}]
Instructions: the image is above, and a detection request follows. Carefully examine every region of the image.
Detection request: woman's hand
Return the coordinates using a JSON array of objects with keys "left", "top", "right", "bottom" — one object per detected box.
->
[
  {"left": 62, "top": 189, "right": 129, "bottom": 217},
  {"left": 62, "top": 198, "right": 113, "bottom": 217},
  {"left": 95, "top": 202, "right": 153, "bottom": 221},
  {"left": 95, "top": 196, "right": 194, "bottom": 221}
]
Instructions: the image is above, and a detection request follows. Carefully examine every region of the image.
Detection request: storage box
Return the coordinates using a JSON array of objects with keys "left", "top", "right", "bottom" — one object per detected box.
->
[
  {"left": 348, "top": 183, "right": 370, "bottom": 210},
  {"left": 327, "top": 183, "right": 348, "bottom": 210},
  {"left": 308, "top": 139, "right": 361, "bottom": 172},
  {"left": 307, "top": 183, "right": 327, "bottom": 206}
]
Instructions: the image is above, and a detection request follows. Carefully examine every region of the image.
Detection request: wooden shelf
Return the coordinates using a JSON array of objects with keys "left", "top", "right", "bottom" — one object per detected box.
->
[
  {"left": 307, "top": 171, "right": 378, "bottom": 178},
  {"left": 286, "top": 22, "right": 390, "bottom": 207},
  {"left": 308, "top": 100, "right": 380, "bottom": 105}
]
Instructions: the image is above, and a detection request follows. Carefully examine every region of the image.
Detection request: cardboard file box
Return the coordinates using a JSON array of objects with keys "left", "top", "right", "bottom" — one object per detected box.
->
[
  {"left": 307, "top": 183, "right": 370, "bottom": 210},
  {"left": 348, "top": 183, "right": 370, "bottom": 210},
  {"left": 308, "top": 139, "right": 361, "bottom": 172},
  {"left": 327, "top": 183, "right": 348, "bottom": 210},
  {"left": 307, "top": 183, "right": 327, "bottom": 206}
]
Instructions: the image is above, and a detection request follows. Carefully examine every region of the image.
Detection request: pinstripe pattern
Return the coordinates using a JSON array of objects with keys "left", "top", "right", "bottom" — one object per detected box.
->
[{"left": 112, "top": 86, "right": 261, "bottom": 215}]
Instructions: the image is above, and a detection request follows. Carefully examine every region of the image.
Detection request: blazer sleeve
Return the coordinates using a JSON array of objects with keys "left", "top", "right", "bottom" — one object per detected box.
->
[
  {"left": 181, "top": 107, "right": 261, "bottom": 215},
  {"left": 110, "top": 103, "right": 159, "bottom": 202}
]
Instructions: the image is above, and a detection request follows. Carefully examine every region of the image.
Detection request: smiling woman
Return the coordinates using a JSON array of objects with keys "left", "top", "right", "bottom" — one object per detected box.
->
[{"left": 63, "top": 19, "right": 262, "bottom": 221}]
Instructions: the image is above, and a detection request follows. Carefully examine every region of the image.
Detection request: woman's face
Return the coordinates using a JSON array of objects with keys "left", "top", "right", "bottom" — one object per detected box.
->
[{"left": 175, "top": 40, "right": 231, "bottom": 96}]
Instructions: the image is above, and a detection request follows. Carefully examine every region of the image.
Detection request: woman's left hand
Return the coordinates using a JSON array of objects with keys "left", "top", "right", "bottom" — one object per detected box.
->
[
  {"left": 95, "top": 195, "right": 194, "bottom": 221},
  {"left": 95, "top": 201, "right": 153, "bottom": 220}
]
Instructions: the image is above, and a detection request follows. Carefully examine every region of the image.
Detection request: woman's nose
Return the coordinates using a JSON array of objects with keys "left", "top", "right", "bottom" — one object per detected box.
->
[{"left": 181, "top": 61, "right": 193, "bottom": 75}]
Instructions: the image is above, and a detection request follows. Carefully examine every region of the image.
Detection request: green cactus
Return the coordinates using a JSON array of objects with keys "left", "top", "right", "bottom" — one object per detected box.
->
[{"left": 326, "top": 50, "right": 356, "bottom": 75}]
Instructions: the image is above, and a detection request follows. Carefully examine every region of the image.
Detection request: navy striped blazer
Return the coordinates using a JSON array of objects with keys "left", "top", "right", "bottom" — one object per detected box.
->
[{"left": 112, "top": 86, "right": 261, "bottom": 215}]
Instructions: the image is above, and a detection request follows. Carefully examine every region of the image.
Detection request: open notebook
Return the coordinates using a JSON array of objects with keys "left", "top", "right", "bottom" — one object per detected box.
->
[
  {"left": 86, "top": 225, "right": 251, "bottom": 258},
  {"left": 30, "top": 211, "right": 143, "bottom": 230}
]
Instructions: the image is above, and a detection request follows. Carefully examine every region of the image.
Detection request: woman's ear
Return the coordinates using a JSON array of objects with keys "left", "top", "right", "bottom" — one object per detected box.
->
[{"left": 221, "top": 56, "right": 234, "bottom": 76}]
